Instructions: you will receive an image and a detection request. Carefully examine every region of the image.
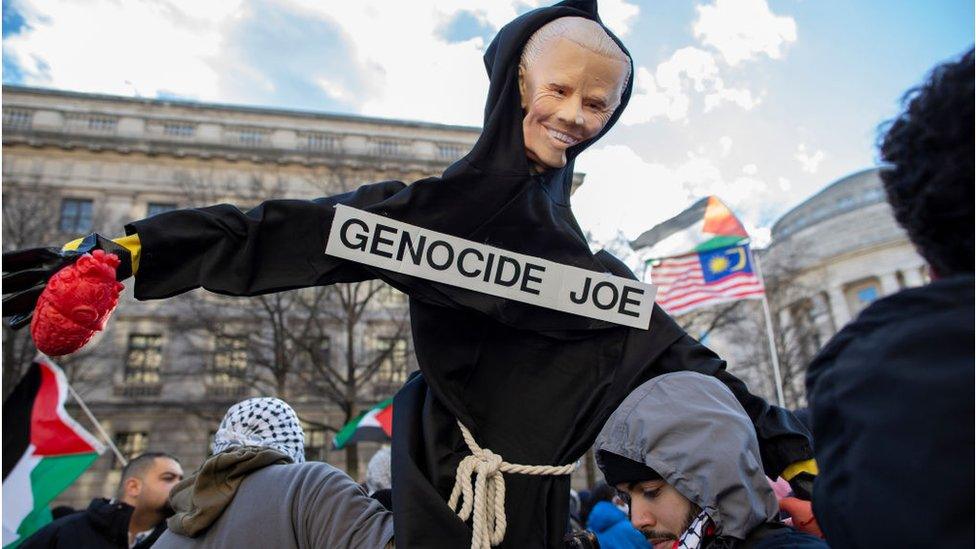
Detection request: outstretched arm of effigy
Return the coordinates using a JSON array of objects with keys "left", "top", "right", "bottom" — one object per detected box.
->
[
  {"left": 655, "top": 332, "right": 815, "bottom": 483},
  {"left": 2, "top": 180, "right": 406, "bottom": 339},
  {"left": 122, "top": 180, "right": 406, "bottom": 300}
]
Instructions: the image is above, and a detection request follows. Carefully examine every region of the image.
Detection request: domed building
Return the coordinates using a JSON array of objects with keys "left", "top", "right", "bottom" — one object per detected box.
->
[{"left": 764, "top": 167, "right": 928, "bottom": 363}]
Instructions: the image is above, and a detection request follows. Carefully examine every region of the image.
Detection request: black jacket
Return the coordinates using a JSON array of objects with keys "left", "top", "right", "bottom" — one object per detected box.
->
[
  {"left": 806, "top": 275, "right": 974, "bottom": 548},
  {"left": 19, "top": 498, "right": 165, "bottom": 549},
  {"left": 124, "top": 1, "right": 812, "bottom": 546},
  {"left": 741, "top": 523, "right": 827, "bottom": 548}
]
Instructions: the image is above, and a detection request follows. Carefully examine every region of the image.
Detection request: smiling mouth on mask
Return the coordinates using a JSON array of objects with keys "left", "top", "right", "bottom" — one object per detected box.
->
[{"left": 545, "top": 127, "right": 581, "bottom": 146}]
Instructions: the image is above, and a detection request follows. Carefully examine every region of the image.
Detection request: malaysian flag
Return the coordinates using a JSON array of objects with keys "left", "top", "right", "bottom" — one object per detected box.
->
[{"left": 647, "top": 243, "right": 765, "bottom": 316}]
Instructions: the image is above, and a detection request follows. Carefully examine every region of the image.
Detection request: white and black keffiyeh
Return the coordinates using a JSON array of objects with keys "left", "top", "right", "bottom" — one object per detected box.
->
[
  {"left": 677, "top": 510, "right": 712, "bottom": 549},
  {"left": 212, "top": 397, "right": 306, "bottom": 463}
]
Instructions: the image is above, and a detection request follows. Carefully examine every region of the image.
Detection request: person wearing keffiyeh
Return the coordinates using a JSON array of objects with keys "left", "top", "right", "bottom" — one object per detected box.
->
[
  {"left": 154, "top": 397, "right": 394, "bottom": 549},
  {"left": 595, "top": 373, "right": 826, "bottom": 549}
]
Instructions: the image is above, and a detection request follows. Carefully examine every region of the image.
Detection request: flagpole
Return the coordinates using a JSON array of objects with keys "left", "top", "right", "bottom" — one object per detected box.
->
[
  {"left": 66, "top": 383, "right": 128, "bottom": 467},
  {"left": 750, "top": 249, "right": 786, "bottom": 407}
]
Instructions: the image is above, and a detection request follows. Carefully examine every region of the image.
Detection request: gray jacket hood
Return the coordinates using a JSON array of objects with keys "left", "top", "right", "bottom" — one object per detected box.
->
[{"left": 595, "top": 371, "right": 777, "bottom": 539}]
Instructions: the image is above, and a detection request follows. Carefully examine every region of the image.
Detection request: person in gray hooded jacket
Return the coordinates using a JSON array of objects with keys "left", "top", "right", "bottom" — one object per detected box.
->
[
  {"left": 595, "top": 372, "right": 825, "bottom": 549},
  {"left": 153, "top": 397, "right": 394, "bottom": 549}
]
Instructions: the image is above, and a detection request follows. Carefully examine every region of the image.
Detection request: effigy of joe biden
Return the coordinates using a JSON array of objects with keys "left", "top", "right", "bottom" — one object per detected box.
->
[{"left": 2, "top": 1, "right": 815, "bottom": 547}]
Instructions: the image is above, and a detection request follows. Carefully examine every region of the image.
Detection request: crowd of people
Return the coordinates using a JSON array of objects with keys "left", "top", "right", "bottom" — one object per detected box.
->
[{"left": 14, "top": 18, "right": 973, "bottom": 549}]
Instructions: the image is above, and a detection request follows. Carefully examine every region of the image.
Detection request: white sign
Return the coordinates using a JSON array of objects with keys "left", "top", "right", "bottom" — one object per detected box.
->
[{"left": 325, "top": 205, "right": 657, "bottom": 329}]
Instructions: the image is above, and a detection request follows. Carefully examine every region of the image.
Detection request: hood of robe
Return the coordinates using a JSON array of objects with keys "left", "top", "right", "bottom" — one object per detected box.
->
[{"left": 367, "top": 0, "right": 636, "bottom": 333}]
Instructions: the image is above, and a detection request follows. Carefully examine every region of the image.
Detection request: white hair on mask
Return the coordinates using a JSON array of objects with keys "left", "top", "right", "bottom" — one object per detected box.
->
[{"left": 519, "top": 16, "right": 632, "bottom": 84}]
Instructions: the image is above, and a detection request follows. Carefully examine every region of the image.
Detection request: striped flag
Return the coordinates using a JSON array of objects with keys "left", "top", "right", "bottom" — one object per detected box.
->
[
  {"left": 332, "top": 398, "right": 393, "bottom": 450},
  {"left": 647, "top": 243, "right": 765, "bottom": 316},
  {"left": 3, "top": 356, "right": 104, "bottom": 548},
  {"left": 631, "top": 196, "right": 749, "bottom": 260}
]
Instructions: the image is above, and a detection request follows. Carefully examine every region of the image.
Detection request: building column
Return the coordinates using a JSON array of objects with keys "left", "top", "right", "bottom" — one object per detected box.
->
[
  {"left": 810, "top": 292, "right": 835, "bottom": 342},
  {"left": 879, "top": 271, "right": 900, "bottom": 296},
  {"left": 902, "top": 267, "right": 925, "bottom": 288},
  {"left": 827, "top": 286, "right": 851, "bottom": 330}
]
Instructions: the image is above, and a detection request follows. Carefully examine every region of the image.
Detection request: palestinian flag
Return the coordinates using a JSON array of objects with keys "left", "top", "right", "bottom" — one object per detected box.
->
[
  {"left": 631, "top": 196, "right": 749, "bottom": 260},
  {"left": 3, "top": 356, "right": 104, "bottom": 548},
  {"left": 332, "top": 398, "right": 393, "bottom": 449}
]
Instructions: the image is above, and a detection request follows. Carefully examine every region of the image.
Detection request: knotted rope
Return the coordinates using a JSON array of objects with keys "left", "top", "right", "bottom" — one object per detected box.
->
[{"left": 447, "top": 420, "right": 579, "bottom": 549}]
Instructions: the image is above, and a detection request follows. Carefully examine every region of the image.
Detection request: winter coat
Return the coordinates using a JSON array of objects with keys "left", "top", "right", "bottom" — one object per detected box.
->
[
  {"left": 595, "top": 372, "right": 827, "bottom": 548},
  {"left": 806, "top": 274, "right": 974, "bottom": 548},
  {"left": 153, "top": 447, "right": 393, "bottom": 549},
  {"left": 19, "top": 498, "right": 164, "bottom": 549},
  {"left": 586, "top": 501, "right": 647, "bottom": 549}
]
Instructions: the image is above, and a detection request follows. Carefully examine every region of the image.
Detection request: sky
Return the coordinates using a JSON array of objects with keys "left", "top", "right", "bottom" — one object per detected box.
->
[{"left": 3, "top": 0, "right": 973, "bottom": 248}]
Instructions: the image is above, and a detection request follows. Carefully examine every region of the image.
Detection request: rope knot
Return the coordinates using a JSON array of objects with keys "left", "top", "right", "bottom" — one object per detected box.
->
[{"left": 446, "top": 420, "right": 580, "bottom": 549}]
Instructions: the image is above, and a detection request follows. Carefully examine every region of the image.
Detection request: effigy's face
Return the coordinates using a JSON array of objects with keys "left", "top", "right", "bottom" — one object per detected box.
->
[{"left": 520, "top": 37, "right": 628, "bottom": 171}]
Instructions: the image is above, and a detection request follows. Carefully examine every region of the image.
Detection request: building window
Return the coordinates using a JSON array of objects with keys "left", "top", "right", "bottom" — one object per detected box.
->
[
  {"left": 124, "top": 334, "right": 163, "bottom": 384},
  {"left": 846, "top": 278, "right": 881, "bottom": 315},
  {"left": 373, "top": 139, "right": 402, "bottom": 157},
  {"left": 87, "top": 116, "right": 118, "bottom": 133},
  {"left": 302, "top": 422, "right": 326, "bottom": 461},
  {"left": 3, "top": 108, "right": 32, "bottom": 128},
  {"left": 375, "top": 336, "right": 408, "bottom": 384},
  {"left": 301, "top": 132, "right": 338, "bottom": 152},
  {"left": 378, "top": 285, "right": 406, "bottom": 305},
  {"left": 213, "top": 336, "right": 248, "bottom": 384},
  {"left": 59, "top": 198, "right": 94, "bottom": 234},
  {"left": 437, "top": 143, "right": 464, "bottom": 160},
  {"left": 855, "top": 285, "right": 878, "bottom": 304},
  {"left": 231, "top": 128, "right": 268, "bottom": 147},
  {"left": 301, "top": 335, "right": 331, "bottom": 370},
  {"left": 146, "top": 202, "right": 177, "bottom": 217},
  {"left": 163, "top": 122, "right": 195, "bottom": 138},
  {"left": 114, "top": 431, "right": 149, "bottom": 468}
]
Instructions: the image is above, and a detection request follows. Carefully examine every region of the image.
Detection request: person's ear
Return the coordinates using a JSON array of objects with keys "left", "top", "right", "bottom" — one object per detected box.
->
[
  {"left": 125, "top": 477, "right": 142, "bottom": 499},
  {"left": 518, "top": 64, "right": 528, "bottom": 110}
]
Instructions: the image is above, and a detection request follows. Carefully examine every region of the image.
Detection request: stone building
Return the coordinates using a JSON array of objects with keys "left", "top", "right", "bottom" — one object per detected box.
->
[
  {"left": 764, "top": 167, "right": 927, "bottom": 361},
  {"left": 2, "top": 84, "right": 490, "bottom": 507},
  {"left": 654, "top": 168, "right": 927, "bottom": 409}
]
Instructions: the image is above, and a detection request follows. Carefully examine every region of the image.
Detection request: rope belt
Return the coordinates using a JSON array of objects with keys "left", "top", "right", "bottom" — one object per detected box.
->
[{"left": 448, "top": 420, "right": 579, "bottom": 549}]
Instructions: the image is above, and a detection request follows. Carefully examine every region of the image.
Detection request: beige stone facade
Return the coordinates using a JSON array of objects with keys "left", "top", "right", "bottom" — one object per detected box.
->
[
  {"left": 765, "top": 168, "right": 927, "bottom": 354},
  {"left": 2, "top": 85, "right": 491, "bottom": 507}
]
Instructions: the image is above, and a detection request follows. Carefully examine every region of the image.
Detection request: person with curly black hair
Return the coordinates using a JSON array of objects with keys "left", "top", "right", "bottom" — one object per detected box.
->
[
  {"left": 878, "top": 48, "right": 974, "bottom": 277},
  {"left": 806, "top": 49, "right": 974, "bottom": 549}
]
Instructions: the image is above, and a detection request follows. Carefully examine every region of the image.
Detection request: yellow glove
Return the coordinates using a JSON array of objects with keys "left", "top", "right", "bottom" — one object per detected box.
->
[{"left": 63, "top": 234, "right": 141, "bottom": 275}]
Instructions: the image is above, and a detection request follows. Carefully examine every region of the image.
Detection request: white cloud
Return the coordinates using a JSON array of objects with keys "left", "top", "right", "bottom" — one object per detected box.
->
[
  {"left": 597, "top": 0, "right": 641, "bottom": 37},
  {"left": 719, "top": 135, "right": 733, "bottom": 157},
  {"left": 4, "top": 0, "right": 241, "bottom": 99},
  {"left": 693, "top": 0, "right": 797, "bottom": 66},
  {"left": 622, "top": 47, "right": 759, "bottom": 125},
  {"left": 573, "top": 145, "right": 780, "bottom": 251},
  {"left": 794, "top": 143, "right": 826, "bottom": 173},
  {"left": 704, "top": 85, "right": 759, "bottom": 112}
]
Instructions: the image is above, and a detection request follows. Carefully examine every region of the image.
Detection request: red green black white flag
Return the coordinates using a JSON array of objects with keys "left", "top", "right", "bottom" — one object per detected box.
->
[
  {"left": 332, "top": 398, "right": 393, "bottom": 449},
  {"left": 2, "top": 356, "right": 104, "bottom": 548}
]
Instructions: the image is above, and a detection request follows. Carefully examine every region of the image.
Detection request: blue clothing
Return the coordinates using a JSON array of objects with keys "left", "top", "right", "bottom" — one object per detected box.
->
[{"left": 586, "top": 501, "right": 647, "bottom": 549}]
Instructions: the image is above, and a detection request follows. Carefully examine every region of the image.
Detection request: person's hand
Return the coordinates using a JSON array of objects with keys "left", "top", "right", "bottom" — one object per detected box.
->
[
  {"left": 3, "top": 234, "right": 132, "bottom": 329},
  {"left": 779, "top": 496, "right": 823, "bottom": 538}
]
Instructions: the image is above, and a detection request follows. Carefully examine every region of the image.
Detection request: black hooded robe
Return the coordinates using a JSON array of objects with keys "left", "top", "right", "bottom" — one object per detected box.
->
[{"left": 124, "top": 2, "right": 812, "bottom": 547}]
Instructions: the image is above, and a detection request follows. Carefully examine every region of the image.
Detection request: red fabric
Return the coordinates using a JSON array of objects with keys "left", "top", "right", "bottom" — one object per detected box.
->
[
  {"left": 702, "top": 196, "right": 748, "bottom": 237},
  {"left": 375, "top": 403, "right": 394, "bottom": 436},
  {"left": 31, "top": 359, "right": 99, "bottom": 455},
  {"left": 31, "top": 250, "right": 124, "bottom": 356}
]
